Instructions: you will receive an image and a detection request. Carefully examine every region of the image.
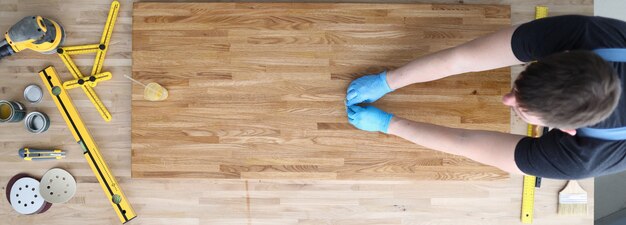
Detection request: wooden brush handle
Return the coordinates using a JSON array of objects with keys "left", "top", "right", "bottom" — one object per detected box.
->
[{"left": 561, "top": 180, "right": 586, "bottom": 194}]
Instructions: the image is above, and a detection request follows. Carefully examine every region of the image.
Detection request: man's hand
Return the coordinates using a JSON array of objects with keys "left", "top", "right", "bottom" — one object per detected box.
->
[
  {"left": 346, "top": 71, "right": 393, "bottom": 106},
  {"left": 347, "top": 105, "right": 393, "bottom": 133}
]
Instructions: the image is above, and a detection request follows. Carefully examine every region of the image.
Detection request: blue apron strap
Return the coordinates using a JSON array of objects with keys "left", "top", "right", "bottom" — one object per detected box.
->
[
  {"left": 578, "top": 127, "right": 626, "bottom": 141},
  {"left": 577, "top": 48, "right": 626, "bottom": 140},
  {"left": 593, "top": 48, "right": 626, "bottom": 62}
]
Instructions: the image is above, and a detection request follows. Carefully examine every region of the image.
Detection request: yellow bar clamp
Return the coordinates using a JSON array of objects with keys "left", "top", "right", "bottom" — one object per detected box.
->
[
  {"left": 38, "top": 66, "right": 136, "bottom": 224},
  {"left": 55, "top": 0, "right": 120, "bottom": 122}
]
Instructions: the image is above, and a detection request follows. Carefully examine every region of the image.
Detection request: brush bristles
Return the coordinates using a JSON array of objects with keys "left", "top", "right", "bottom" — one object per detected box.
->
[{"left": 557, "top": 203, "right": 588, "bottom": 216}]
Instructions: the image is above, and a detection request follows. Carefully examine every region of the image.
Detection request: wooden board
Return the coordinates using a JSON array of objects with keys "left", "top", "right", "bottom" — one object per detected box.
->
[{"left": 131, "top": 2, "right": 511, "bottom": 180}]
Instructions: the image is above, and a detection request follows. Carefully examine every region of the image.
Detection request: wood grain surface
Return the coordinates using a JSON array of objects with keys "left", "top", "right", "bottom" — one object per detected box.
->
[
  {"left": 131, "top": 3, "right": 511, "bottom": 180},
  {"left": 0, "top": 0, "right": 594, "bottom": 224}
]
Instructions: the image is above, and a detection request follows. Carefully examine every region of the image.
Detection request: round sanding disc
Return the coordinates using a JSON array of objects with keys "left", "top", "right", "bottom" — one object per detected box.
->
[
  {"left": 40, "top": 168, "right": 77, "bottom": 204},
  {"left": 5, "top": 173, "right": 28, "bottom": 203},
  {"left": 6, "top": 174, "right": 52, "bottom": 215},
  {"left": 9, "top": 177, "right": 46, "bottom": 214}
]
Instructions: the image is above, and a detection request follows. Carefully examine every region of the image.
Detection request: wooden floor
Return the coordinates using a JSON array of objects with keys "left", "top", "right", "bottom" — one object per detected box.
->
[
  {"left": 0, "top": 0, "right": 593, "bottom": 224},
  {"left": 131, "top": 2, "right": 511, "bottom": 180}
]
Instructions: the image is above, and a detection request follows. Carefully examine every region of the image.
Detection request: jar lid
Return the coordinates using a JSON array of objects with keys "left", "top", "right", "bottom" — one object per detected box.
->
[{"left": 24, "top": 84, "right": 43, "bottom": 103}]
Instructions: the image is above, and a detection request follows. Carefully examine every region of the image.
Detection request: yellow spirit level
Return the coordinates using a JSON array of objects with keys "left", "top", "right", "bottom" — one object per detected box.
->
[
  {"left": 56, "top": 0, "right": 120, "bottom": 122},
  {"left": 38, "top": 66, "right": 136, "bottom": 223}
]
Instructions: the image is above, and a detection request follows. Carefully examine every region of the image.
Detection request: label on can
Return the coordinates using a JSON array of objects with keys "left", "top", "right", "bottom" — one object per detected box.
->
[{"left": 0, "top": 100, "right": 26, "bottom": 123}]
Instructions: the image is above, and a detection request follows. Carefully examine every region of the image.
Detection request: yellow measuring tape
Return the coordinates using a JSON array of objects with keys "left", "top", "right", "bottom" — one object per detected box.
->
[
  {"left": 56, "top": 0, "right": 120, "bottom": 122},
  {"left": 535, "top": 6, "right": 549, "bottom": 19},
  {"left": 38, "top": 66, "right": 136, "bottom": 223},
  {"left": 521, "top": 175, "right": 536, "bottom": 223},
  {"left": 521, "top": 6, "right": 548, "bottom": 224},
  {"left": 521, "top": 125, "right": 541, "bottom": 223}
]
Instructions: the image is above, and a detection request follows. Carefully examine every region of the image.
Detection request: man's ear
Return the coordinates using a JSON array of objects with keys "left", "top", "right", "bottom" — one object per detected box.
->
[{"left": 559, "top": 129, "right": 577, "bottom": 136}]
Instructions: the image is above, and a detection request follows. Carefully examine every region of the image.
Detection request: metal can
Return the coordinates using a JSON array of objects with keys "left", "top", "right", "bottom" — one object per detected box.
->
[
  {"left": 24, "top": 112, "right": 50, "bottom": 134},
  {"left": 0, "top": 100, "right": 26, "bottom": 123},
  {"left": 23, "top": 84, "right": 44, "bottom": 103}
]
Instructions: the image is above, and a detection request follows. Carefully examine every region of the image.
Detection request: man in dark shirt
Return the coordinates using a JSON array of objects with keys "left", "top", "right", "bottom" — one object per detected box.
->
[{"left": 345, "top": 15, "right": 626, "bottom": 179}]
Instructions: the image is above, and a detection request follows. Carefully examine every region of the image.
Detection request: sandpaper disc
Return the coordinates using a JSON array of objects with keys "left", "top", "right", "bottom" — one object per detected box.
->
[
  {"left": 39, "top": 168, "right": 76, "bottom": 204},
  {"left": 6, "top": 174, "right": 53, "bottom": 214},
  {"left": 8, "top": 176, "right": 46, "bottom": 214},
  {"left": 6, "top": 173, "right": 28, "bottom": 203}
]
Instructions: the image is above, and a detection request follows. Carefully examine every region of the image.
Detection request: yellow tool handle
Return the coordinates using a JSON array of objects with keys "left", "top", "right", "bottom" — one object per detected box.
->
[{"left": 38, "top": 66, "right": 136, "bottom": 223}]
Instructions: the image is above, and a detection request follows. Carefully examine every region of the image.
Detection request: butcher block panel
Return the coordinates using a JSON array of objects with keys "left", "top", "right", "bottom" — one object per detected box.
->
[{"left": 132, "top": 2, "right": 511, "bottom": 180}]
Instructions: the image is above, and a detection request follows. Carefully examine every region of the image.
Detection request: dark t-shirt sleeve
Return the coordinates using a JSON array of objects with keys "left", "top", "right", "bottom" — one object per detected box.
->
[
  {"left": 511, "top": 15, "right": 626, "bottom": 62},
  {"left": 515, "top": 129, "right": 626, "bottom": 179},
  {"left": 514, "top": 130, "right": 582, "bottom": 179}
]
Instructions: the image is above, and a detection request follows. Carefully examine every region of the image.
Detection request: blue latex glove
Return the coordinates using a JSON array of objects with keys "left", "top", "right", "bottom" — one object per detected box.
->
[
  {"left": 346, "top": 71, "right": 393, "bottom": 106},
  {"left": 347, "top": 105, "right": 393, "bottom": 133}
]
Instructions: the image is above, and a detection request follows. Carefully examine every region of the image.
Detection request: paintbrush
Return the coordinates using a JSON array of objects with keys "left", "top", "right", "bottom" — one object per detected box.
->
[{"left": 557, "top": 180, "right": 588, "bottom": 216}]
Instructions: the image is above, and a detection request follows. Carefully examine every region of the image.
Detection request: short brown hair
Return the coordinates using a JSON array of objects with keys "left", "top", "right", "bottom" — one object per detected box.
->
[{"left": 514, "top": 50, "right": 621, "bottom": 129}]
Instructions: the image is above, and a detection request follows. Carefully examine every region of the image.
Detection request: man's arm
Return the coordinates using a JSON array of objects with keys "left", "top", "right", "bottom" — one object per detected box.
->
[
  {"left": 387, "top": 116, "right": 526, "bottom": 174},
  {"left": 386, "top": 25, "right": 523, "bottom": 90}
]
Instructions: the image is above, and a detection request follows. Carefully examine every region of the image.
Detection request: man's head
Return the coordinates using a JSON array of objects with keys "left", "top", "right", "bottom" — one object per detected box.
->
[{"left": 502, "top": 50, "right": 621, "bottom": 131}]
